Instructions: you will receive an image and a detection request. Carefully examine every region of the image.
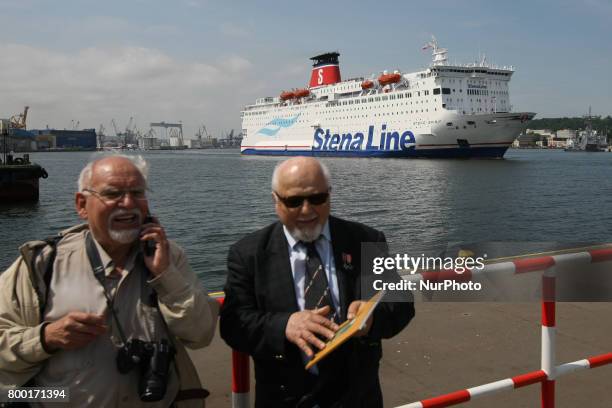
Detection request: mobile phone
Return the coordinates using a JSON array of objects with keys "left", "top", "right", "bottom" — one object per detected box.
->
[{"left": 143, "top": 215, "right": 156, "bottom": 257}]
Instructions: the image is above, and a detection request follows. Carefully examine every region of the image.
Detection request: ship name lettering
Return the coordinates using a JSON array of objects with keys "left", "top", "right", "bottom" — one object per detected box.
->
[{"left": 312, "top": 126, "right": 415, "bottom": 152}]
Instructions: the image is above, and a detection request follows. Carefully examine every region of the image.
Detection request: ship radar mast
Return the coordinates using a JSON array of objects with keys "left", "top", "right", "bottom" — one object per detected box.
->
[{"left": 422, "top": 35, "right": 448, "bottom": 66}]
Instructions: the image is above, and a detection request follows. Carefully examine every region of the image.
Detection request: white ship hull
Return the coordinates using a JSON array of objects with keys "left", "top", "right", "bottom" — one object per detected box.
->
[{"left": 241, "top": 111, "right": 534, "bottom": 158}]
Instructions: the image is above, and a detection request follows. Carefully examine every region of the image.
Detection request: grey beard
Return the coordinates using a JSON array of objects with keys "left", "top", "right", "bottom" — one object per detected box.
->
[
  {"left": 107, "top": 208, "right": 142, "bottom": 244},
  {"left": 290, "top": 222, "right": 323, "bottom": 243}
]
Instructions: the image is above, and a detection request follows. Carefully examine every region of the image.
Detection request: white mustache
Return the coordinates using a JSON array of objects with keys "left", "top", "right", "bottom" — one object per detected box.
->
[{"left": 109, "top": 208, "right": 142, "bottom": 224}]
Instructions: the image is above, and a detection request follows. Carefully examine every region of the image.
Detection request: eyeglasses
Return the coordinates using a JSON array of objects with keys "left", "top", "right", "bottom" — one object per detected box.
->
[
  {"left": 274, "top": 191, "right": 329, "bottom": 208},
  {"left": 83, "top": 188, "right": 148, "bottom": 204}
]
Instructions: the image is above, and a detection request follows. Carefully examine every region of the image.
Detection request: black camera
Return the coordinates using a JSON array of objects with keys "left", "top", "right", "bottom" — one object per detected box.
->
[{"left": 116, "top": 338, "right": 176, "bottom": 402}]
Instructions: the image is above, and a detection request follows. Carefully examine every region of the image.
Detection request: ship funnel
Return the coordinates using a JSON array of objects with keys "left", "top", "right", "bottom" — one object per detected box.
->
[{"left": 309, "top": 52, "right": 341, "bottom": 88}]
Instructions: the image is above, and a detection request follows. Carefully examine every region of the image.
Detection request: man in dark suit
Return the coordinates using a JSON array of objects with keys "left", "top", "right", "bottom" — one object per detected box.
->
[{"left": 220, "top": 157, "right": 414, "bottom": 407}]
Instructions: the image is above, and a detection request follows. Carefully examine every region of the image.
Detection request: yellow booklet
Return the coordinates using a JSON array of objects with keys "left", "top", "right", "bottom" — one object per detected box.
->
[{"left": 305, "top": 290, "right": 385, "bottom": 370}]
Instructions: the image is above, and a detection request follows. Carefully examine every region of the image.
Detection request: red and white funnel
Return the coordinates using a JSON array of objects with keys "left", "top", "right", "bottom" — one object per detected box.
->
[{"left": 309, "top": 52, "right": 341, "bottom": 88}]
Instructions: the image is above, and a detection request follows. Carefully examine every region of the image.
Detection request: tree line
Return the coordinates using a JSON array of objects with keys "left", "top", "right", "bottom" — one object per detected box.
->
[{"left": 529, "top": 116, "right": 612, "bottom": 134}]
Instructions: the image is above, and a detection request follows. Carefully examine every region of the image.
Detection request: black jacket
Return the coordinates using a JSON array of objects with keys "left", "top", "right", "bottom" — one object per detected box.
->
[{"left": 220, "top": 216, "right": 414, "bottom": 407}]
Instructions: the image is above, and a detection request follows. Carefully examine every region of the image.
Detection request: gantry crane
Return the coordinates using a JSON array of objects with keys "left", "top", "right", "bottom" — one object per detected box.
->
[{"left": 9, "top": 106, "right": 29, "bottom": 129}]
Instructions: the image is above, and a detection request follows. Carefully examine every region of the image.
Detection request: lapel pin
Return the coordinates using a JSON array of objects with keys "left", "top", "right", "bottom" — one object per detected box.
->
[{"left": 342, "top": 252, "right": 354, "bottom": 270}]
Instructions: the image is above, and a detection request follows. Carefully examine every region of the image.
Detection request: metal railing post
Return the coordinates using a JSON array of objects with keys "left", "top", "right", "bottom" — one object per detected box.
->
[{"left": 541, "top": 268, "right": 556, "bottom": 408}]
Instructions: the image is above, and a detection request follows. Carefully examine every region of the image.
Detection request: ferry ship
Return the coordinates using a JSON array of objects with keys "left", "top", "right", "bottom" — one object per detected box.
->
[{"left": 240, "top": 37, "right": 535, "bottom": 158}]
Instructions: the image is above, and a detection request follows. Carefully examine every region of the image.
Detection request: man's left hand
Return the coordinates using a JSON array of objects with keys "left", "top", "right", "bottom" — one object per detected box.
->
[
  {"left": 347, "top": 300, "right": 373, "bottom": 337},
  {"left": 140, "top": 217, "right": 170, "bottom": 276}
]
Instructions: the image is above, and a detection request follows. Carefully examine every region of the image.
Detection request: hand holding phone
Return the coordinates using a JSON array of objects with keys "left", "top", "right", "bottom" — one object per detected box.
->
[
  {"left": 140, "top": 214, "right": 169, "bottom": 276},
  {"left": 143, "top": 215, "right": 157, "bottom": 257}
]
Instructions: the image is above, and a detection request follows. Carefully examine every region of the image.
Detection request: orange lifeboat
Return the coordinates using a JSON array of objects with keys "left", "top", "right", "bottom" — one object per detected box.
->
[
  {"left": 361, "top": 80, "right": 374, "bottom": 90},
  {"left": 280, "top": 91, "right": 295, "bottom": 101},
  {"left": 378, "top": 73, "right": 401, "bottom": 86},
  {"left": 294, "top": 88, "right": 310, "bottom": 98}
]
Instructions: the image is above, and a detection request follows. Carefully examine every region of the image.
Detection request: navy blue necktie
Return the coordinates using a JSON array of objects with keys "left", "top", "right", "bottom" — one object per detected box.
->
[{"left": 302, "top": 241, "right": 336, "bottom": 321}]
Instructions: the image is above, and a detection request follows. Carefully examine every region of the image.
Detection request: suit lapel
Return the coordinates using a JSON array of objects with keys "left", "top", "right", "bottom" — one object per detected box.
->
[
  {"left": 329, "top": 216, "right": 356, "bottom": 322},
  {"left": 264, "top": 222, "right": 300, "bottom": 313}
]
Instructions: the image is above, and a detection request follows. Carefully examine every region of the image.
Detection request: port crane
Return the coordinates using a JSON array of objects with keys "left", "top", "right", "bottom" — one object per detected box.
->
[
  {"left": 9, "top": 106, "right": 29, "bottom": 129},
  {"left": 111, "top": 119, "right": 119, "bottom": 137},
  {"left": 150, "top": 121, "right": 184, "bottom": 148},
  {"left": 97, "top": 124, "right": 106, "bottom": 149}
]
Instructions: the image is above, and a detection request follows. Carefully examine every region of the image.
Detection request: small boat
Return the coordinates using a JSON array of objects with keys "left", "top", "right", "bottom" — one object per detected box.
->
[
  {"left": 1, "top": 117, "right": 48, "bottom": 203},
  {"left": 378, "top": 73, "right": 401, "bottom": 86},
  {"left": 293, "top": 89, "right": 310, "bottom": 98},
  {"left": 280, "top": 91, "right": 295, "bottom": 101},
  {"left": 361, "top": 80, "right": 374, "bottom": 89}
]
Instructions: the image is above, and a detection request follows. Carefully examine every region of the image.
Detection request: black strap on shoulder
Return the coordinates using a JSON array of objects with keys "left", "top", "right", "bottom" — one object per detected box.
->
[
  {"left": 38, "top": 235, "right": 63, "bottom": 316},
  {"left": 84, "top": 232, "right": 106, "bottom": 280},
  {"left": 84, "top": 232, "right": 130, "bottom": 345},
  {"left": 42, "top": 236, "right": 62, "bottom": 288}
]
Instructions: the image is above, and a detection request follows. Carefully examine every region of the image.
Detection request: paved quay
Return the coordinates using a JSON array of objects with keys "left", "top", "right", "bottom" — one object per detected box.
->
[{"left": 190, "top": 302, "right": 612, "bottom": 407}]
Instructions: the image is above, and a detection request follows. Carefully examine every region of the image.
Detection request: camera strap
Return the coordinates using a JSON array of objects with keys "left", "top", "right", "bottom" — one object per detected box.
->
[
  {"left": 85, "top": 232, "right": 129, "bottom": 345},
  {"left": 85, "top": 232, "right": 174, "bottom": 347}
]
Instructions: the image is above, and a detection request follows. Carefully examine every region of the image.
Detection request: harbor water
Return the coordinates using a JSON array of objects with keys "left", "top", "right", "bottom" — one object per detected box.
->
[{"left": 1, "top": 149, "right": 611, "bottom": 291}]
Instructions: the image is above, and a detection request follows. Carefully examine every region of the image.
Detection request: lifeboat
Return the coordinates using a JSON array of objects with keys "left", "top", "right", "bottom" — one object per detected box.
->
[
  {"left": 361, "top": 80, "right": 374, "bottom": 90},
  {"left": 378, "top": 73, "right": 401, "bottom": 86},
  {"left": 294, "top": 88, "right": 310, "bottom": 98},
  {"left": 280, "top": 91, "right": 295, "bottom": 101}
]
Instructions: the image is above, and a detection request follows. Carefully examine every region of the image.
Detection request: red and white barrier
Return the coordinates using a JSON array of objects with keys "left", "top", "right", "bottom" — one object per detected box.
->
[
  {"left": 541, "top": 268, "right": 556, "bottom": 408},
  {"left": 402, "top": 246, "right": 612, "bottom": 284},
  {"left": 395, "top": 246, "right": 612, "bottom": 408},
  {"left": 231, "top": 350, "right": 250, "bottom": 408},
  {"left": 211, "top": 294, "right": 251, "bottom": 408},
  {"left": 396, "top": 353, "right": 612, "bottom": 408}
]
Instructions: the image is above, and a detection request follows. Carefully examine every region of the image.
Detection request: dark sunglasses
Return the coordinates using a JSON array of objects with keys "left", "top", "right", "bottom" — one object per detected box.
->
[{"left": 274, "top": 191, "right": 329, "bottom": 208}]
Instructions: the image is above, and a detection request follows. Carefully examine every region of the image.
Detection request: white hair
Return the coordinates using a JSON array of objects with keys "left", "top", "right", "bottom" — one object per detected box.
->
[
  {"left": 77, "top": 153, "right": 149, "bottom": 192},
  {"left": 271, "top": 158, "right": 331, "bottom": 192}
]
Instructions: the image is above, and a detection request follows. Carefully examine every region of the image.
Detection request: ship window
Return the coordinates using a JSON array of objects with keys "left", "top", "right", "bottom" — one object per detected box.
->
[
  {"left": 442, "top": 88, "right": 451, "bottom": 94},
  {"left": 446, "top": 122, "right": 453, "bottom": 126},
  {"left": 433, "top": 88, "right": 441, "bottom": 95}
]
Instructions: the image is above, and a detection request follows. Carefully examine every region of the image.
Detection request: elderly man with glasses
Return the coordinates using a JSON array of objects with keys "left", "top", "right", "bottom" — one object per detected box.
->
[
  {"left": 0, "top": 155, "right": 218, "bottom": 407},
  {"left": 220, "top": 156, "right": 414, "bottom": 408}
]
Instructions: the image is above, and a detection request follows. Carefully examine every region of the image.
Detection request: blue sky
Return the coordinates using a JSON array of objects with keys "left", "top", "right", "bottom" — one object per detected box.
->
[{"left": 0, "top": 0, "right": 610, "bottom": 138}]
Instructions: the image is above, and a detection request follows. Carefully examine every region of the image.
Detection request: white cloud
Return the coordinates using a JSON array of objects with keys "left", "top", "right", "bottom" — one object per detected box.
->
[
  {"left": 219, "top": 55, "right": 253, "bottom": 73},
  {"left": 0, "top": 43, "right": 256, "bottom": 138}
]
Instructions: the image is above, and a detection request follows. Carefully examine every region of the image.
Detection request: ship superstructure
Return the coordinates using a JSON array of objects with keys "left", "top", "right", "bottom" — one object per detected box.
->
[
  {"left": 240, "top": 37, "right": 535, "bottom": 158},
  {"left": 565, "top": 107, "right": 608, "bottom": 152}
]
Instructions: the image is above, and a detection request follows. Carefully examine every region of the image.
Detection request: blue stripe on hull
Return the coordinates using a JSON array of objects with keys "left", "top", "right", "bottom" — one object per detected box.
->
[{"left": 241, "top": 146, "right": 509, "bottom": 158}]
